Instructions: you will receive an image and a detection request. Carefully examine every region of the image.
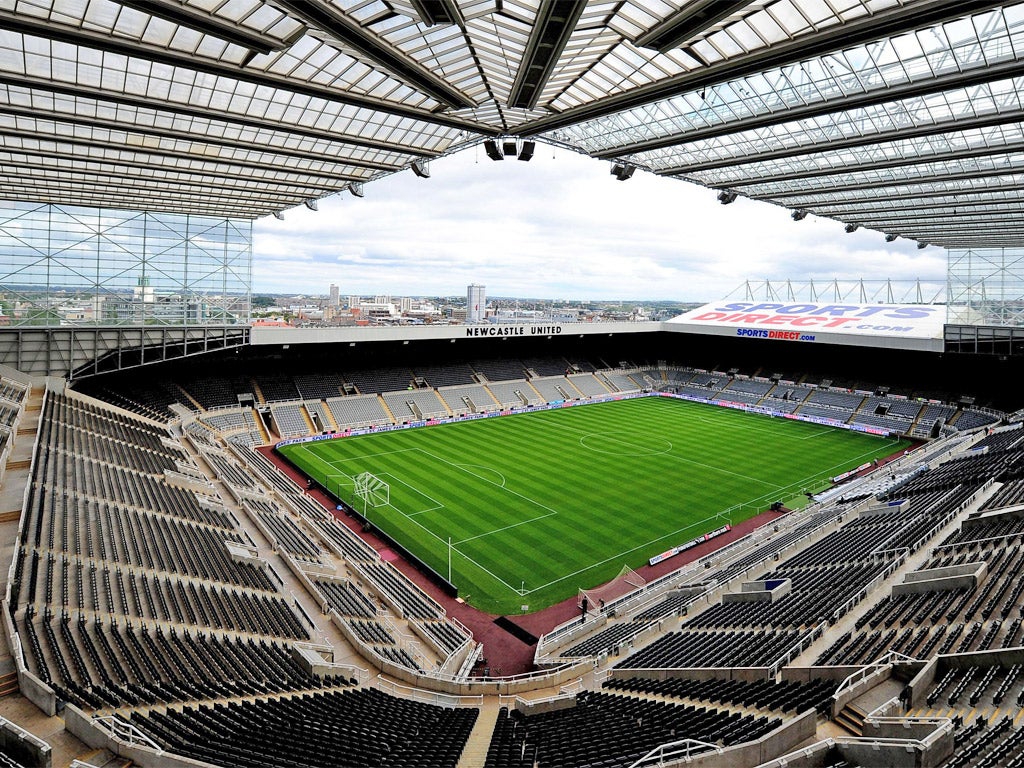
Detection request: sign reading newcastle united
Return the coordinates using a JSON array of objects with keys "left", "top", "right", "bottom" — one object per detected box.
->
[
  {"left": 669, "top": 301, "right": 945, "bottom": 342},
  {"left": 465, "top": 325, "right": 564, "bottom": 337}
]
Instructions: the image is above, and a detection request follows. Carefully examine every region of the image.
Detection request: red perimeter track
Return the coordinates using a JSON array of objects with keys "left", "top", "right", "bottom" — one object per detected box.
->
[{"left": 258, "top": 443, "right": 912, "bottom": 676}]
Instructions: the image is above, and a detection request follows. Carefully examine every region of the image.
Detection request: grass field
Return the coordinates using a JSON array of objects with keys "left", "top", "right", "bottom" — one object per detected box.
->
[{"left": 278, "top": 397, "right": 908, "bottom": 615}]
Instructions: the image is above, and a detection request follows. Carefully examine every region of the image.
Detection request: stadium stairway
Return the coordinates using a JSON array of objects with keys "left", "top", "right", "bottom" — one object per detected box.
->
[
  {"left": 378, "top": 395, "right": 398, "bottom": 424},
  {"left": 78, "top": 748, "right": 134, "bottom": 768},
  {"left": 455, "top": 697, "right": 502, "bottom": 768},
  {"left": 250, "top": 379, "right": 266, "bottom": 405},
  {"left": 300, "top": 405, "right": 317, "bottom": 434},
  {"left": 174, "top": 384, "right": 204, "bottom": 412},
  {"left": 321, "top": 405, "right": 339, "bottom": 431}
]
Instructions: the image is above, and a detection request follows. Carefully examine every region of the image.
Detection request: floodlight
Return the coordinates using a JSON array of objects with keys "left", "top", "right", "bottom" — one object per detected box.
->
[
  {"left": 349, "top": 182, "right": 365, "bottom": 198},
  {"left": 304, "top": 199, "right": 318, "bottom": 211},
  {"left": 483, "top": 139, "right": 503, "bottom": 161},
  {"left": 884, "top": 233, "right": 897, "bottom": 242},
  {"left": 917, "top": 242, "right": 928, "bottom": 249},
  {"left": 411, "top": 160, "right": 431, "bottom": 178},
  {"left": 791, "top": 210, "right": 807, "bottom": 221},
  {"left": 717, "top": 190, "right": 737, "bottom": 205},
  {"left": 610, "top": 163, "right": 635, "bottom": 180},
  {"left": 272, "top": 211, "right": 285, "bottom": 220},
  {"left": 844, "top": 223, "right": 859, "bottom": 233}
]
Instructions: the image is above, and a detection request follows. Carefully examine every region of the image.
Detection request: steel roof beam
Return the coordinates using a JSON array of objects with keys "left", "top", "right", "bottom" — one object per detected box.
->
[
  {"left": 117, "top": 0, "right": 306, "bottom": 57},
  {"left": 271, "top": 0, "right": 475, "bottom": 109},
  {"left": 0, "top": 103, "right": 401, "bottom": 171},
  {"left": 507, "top": 0, "right": 587, "bottom": 110},
  {"left": 765, "top": 167, "right": 1024, "bottom": 200},
  {"left": 719, "top": 144, "right": 1024, "bottom": 188},
  {"left": 0, "top": 128, "right": 368, "bottom": 183},
  {"left": 655, "top": 109, "right": 1024, "bottom": 175},
  {"left": 520, "top": 0, "right": 1005, "bottom": 137},
  {"left": 0, "top": 74, "right": 440, "bottom": 159},
  {"left": 815, "top": 195, "right": 1024, "bottom": 214},
  {"left": 0, "top": 143, "right": 362, "bottom": 193},
  {"left": 634, "top": 0, "right": 753, "bottom": 54},
  {"left": 0, "top": 187, "right": 273, "bottom": 217},
  {"left": 0, "top": 168, "right": 313, "bottom": 207},
  {"left": 595, "top": 57, "right": 1024, "bottom": 160},
  {"left": 786, "top": 182, "right": 1024, "bottom": 208},
  {"left": 0, "top": 10, "right": 487, "bottom": 132},
  {"left": 410, "top": 0, "right": 463, "bottom": 27}
]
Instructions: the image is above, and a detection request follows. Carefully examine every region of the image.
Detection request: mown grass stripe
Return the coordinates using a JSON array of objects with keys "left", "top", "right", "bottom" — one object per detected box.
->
[{"left": 280, "top": 397, "right": 907, "bottom": 614}]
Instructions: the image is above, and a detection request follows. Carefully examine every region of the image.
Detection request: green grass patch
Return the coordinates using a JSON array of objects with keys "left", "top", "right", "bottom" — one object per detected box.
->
[{"left": 278, "top": 397, "right": 907, "bottom": 615}]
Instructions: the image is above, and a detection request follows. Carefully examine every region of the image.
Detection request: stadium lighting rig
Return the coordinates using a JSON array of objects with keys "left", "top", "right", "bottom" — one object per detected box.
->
[
  {"left": 483, "top": 138, "right": 536, "bottom": 162},
  {"left": 717, "top": 190, "right": 738, "bottom": 205},
  {"left": 610, "top": 163, "right": 635, "bottom": 180},
  {"left": 791, "top": 210, "right": 808, "bottom": 221}
]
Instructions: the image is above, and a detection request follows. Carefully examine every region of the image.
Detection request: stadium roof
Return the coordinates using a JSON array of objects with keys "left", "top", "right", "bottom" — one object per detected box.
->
[{"left": 1, "top": 1, "right": 1023, "bottom": 248}]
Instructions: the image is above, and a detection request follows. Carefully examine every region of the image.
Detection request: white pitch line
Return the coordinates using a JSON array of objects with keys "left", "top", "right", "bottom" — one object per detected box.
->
[{"left": 454, "top": 511, "right": 558, "bottom": 545}]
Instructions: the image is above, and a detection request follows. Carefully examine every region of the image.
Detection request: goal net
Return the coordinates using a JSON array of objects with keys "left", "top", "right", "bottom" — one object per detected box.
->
[
  {"left": 578, "top": 565, "right": 646, "bottom": 614},
  {"left": 354, "top": 472, "right": 390, "bottom": 508}
]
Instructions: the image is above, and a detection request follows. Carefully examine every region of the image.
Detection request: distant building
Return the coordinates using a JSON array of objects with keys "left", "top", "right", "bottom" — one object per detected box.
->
[
  {"left": 467, "top": 284, "right": 486, "bottom": 323},
  {"left": 329, "top": 284, "right": 339, "bottom": 307}
]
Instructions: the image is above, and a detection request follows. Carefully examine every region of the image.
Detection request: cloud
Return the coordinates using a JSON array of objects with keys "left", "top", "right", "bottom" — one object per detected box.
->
[{"left": 252, "top": 147, "right": 947, "bottom": 301}]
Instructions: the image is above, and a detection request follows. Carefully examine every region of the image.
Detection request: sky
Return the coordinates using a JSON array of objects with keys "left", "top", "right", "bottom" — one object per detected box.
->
[{"left": 252, "top": 143, "right": 948, "bottom": 303}]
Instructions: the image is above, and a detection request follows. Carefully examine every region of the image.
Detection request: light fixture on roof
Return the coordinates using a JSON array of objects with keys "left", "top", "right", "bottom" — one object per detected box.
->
[
  {"left": 844, "top": 223, "right": 859, "bottom": 233},
  {"left": 791, "top": 210, "right": 808, "bottom": 221},
  {"left": 717, "top": 190, "right": 737, "bottom": 205},
  {"left": 884, "top": 233, "right": 898, "bottom": 242},
  {"left": 349, "top": 183, "right": 365, "bottom": 198},
  {"left": 918, "top": 242, "right": 928, "bottom": 249},
  {"left": 483, "top": 139, "right": 503, "bottom": 161},
  {"left": 411, "top": 160, "right": 431, "bottom": 178},
  {"left": 610, "top": 163, "right": 635, "bottom": 181},
  {"left": 272, "top": 211, "right": 285, "bottom": 220},
  {"left": 304, "top": 199, "right": 318, "bottom": 211}
]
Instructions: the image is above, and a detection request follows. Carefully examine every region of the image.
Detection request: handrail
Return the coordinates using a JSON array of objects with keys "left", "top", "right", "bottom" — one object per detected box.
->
[
  {"left": 627, "top": 738, "right": 721, "bottom": 768},
  {"left": 376, "top": 675, "right": 484, "bottom": 707}
]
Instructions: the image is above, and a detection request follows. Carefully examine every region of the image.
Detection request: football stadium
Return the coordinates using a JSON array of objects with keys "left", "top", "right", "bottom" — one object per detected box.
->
[{"left": 4, "top": 3, "right": 1024, "bottom": 768}]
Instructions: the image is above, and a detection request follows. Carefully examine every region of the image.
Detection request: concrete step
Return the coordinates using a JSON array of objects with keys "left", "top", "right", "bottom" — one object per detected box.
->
[
  {"left": 456, "top": 699, "right": 501, "bottom": 768},
  {"left": 0, "top": 671, "right": 18, "bottom": 697},
  {"left": 834, "top": 704, "right": 867, "bottom": 736}
]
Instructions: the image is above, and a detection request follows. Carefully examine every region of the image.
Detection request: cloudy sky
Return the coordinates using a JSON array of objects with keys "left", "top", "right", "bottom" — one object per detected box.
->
[{"left": 252, "top": 143, "right": 947, "bottom": 303}]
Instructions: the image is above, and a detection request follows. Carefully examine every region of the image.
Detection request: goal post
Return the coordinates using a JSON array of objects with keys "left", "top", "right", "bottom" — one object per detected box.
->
[
  {"left": 578, "top": 564, "right": 646, "bottom": 614},
  {"left": 354, "top": 471, "right": 390, "bottom": 509}
]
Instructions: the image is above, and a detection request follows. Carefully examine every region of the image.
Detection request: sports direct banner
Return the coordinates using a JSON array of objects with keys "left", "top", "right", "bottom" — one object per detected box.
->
[{"left": 670, "top": 301, "right": 945, "bottom": 342}]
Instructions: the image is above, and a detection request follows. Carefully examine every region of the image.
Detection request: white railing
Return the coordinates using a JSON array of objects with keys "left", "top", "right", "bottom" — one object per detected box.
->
[
  {"left": 91, "top": 715, "right": 162, "bottom": 752},
  {"left": 627, "top": 738, "right": 721, "bottom": 768},
  {"left": 376, "top": 675, "right": 484, "bottom": 708}
]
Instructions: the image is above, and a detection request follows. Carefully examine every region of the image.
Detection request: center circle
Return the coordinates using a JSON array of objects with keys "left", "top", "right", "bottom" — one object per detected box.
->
[{"left": 579, "top": 433, "right": 673, "bottom": 456}]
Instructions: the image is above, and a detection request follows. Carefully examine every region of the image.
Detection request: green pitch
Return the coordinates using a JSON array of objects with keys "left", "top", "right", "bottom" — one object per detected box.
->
[{"left": 278, "top": 397, "right": 907, "bottom": 615}]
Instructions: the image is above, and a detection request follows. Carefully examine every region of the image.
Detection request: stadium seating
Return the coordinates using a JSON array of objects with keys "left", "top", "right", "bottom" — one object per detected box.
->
[
  {"left": 380, "top": 388, "right": 449, "bottom": 420},
  {"left": 129, "top": 687, "right": 478, "bottom": 768},
  {"left": 484, "top": 692, "right": 780, "bottom": 768},
  {"left": 326, "top": 393, "right": 392, "bottom": 429},
  {"left": 269, "top": 402, "right": 312, "bottom": 437}
]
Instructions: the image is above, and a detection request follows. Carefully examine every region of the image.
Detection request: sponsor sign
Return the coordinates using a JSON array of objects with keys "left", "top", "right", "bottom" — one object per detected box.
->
[
  {"left": 649, "top": 524, "right": 732, "bottom": 566},
  {"left": 671, "top": 301, "right": 944, "bottom": 341},
  {"left": 465, "top": 324, "right": 564, "bottom": 337}
]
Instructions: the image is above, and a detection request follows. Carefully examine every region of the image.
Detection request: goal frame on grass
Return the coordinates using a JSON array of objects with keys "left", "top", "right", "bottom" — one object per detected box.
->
[
  {"left": 578, "top": 564, "right": 646, "bottom": 615},
  {"left": 354, "top": 471, "right": 390, "bottom": 512}
]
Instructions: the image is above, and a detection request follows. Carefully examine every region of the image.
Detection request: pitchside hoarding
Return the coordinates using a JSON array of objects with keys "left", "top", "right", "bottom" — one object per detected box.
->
[{"left": 668, "top": 301, "right": 946, "bottom": 351}]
